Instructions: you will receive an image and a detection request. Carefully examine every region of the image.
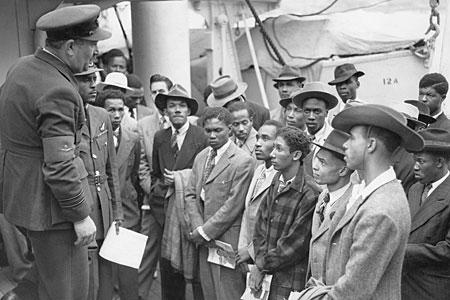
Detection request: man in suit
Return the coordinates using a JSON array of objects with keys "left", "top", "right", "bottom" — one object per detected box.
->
[
  {"left": 142, "top": 84, "right": 208, "bottom": 300},
  {"left": 228, "top": 101, "right": 258, "bottom": 158},
  {"left": 207, "top": 75, "right": 270, "bottom": 130},
  {"left": 402, "top": 128, "right": 450, "bottom": 300},
  {"left": 299, "top": 104, "right": 423, "bottom": 299},
  {"left": 96, "top": 88, "right": 141, "bottom": 300},
  {"left": 0, "top": 5, "right": 109, "bottom": 299},
  {"left": 250, "top": 127, "right": 318, "bottom": 300},
  {"left": 309, "top": 130, "right": 354, "bottom": 281},
  {"left": 236, "top": 120, "right": 282, "bottom": 266},
  {"left": 419, "top": 73, "right": 450, "bottom": 131},
  {"left": 186, "top": 107, "right": 255, "bottom": 300}
]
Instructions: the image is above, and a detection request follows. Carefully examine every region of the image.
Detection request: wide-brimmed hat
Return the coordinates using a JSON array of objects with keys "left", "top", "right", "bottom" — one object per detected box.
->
[
  {"left": 37, "top": 5, "right": 111, "bottom": 42},
  {"left": 155, "top": 84, "right": 198, "bottom": 115},
  {"left": 417, "top": 128, "right": 450, "bottom": 152},
  {"left": 97, "top": 72, "right": 133, "bottom": 93},
  {"left": 328, "top": 63, "right": 365, "bottom": 85},
  {"left": 279, "top": 97, "right": 293, "bottom": 108},
  {"left": 273, "top": 65, "right": 306, "bottom": 88},
  {"left": 292, "top": 82, "right": 338, "bottom": 110},
  {"left": 207, "top": 75, "right": 247, "bottom": 107},
  {"left": 404, "top": 100, "right": 436, "bottom": 125},
  {"left": 331, "top": 104, "right": 424, "bottom": 152},
  {"left": 313, "top": 129, "right": 349, "bottom": 157}
]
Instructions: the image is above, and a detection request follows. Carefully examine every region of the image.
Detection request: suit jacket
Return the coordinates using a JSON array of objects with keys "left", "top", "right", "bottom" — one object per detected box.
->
[
  {"left": 79, "top": 106, "right": 122, "bottom": 239},
  {"left": 238, "top": 164, "right": 277, "bottom": 259},
  {"left": 429, "top": 112, "right": 450, "bottom": 131},
  {"left": 116, "top": 122, "right": 141, "bottom": 229},
  {"left": 150, "top": 124, "right": 208, "bottom": 225},
  {"left": 232, "top": 127, "right": 258, "bottom": 158},
  {"left": 308, "top": 185, "right": 353, "bottom": 281},
  {"left": 318, "top": 179, "right": 411, "bottom": 300},
  {"left": 185, "top": 142, "right": 256, "bottom": 248},
  {"left": 248, "top": 101, "right": 270, "bottom": 130},
  {"left": 391, "top": 146, "right": 416, "bottom": 194},
  {"left": 0, "top": 48, "right": 91, "bottom": 230},
  {"left": 402, "top": 176, "right": 450, "bottom": 300},
  {"left": 136, "top": 104, "right": 153, "bottom": 120}
]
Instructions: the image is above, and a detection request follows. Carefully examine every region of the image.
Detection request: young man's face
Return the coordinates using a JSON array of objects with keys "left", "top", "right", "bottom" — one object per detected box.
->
[
  {"left": 419, "top": 86, "right": 445, "bottom": 115},
  {"left": 343, "top": 125, "right": 368, "bottom": 170},
  {"left": 336, "top": 76, "right": 359, "bottom": 102},
  {"left": 303, "top": 98, "right": 328, "bottom": 135},
  {"left": 165, "top": 99, "right": 190, "bottom": 129},
  {"left": 276, "top": 80, "right": 302, "bottom": 99},
  {"left": 150, "top": 81, "right": 170, "bottom": 102},
  {"left": 106, "top": 56, "right": 127, "bottom": 74},
  {"left": 76, "top": 73, "right": 97, "bottom": 104},
  {"left": 231, "top": 109, "right": 253, "bottom": 142},
  {"left": 313, "top": 148, "right": 345, "bottom": 185},
  {"left": 284, "top": 102, "right": 305, "bottom": 129},
  {"left": 104, "top": 98, "right": 125, "bottom": 130},
  {"left": 204, "top": 118, "right": 230, "bottom": 150},
  {"left": 270, "top": 135, "right": 298, "bottom": 172},
  {"left": 255, "top": 124, "right": 278, "bottom": 162},
  {"left": 413, "top": 152, "right": 442, "bottom": 184}
]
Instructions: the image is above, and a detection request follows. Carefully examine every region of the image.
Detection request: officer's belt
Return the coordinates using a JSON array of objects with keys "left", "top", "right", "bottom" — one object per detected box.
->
[{"left": 87, "top": 174, "right": 107, "bottom": 185}]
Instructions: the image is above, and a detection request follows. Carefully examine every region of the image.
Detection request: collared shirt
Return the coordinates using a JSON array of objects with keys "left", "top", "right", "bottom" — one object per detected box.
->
[
  {"left": 278, "top": 173, "right": 295, "bottom": 192},
  {"left": 427, "top": 171, "right": 450, "bottom": 197},
  {"left": 346, "top": 167, "right": 397, "bottom": 212},
  {"left": 326, "top": 182, "right": 351, "bottom": 216},
  {"left": 309, "top": 120, "right": 333, "bottom": 153},
  {"left": 113, "top": 127, "right": 120, "bottom": 148},
  {"left": 171, "top": 121, "right": 189, "bottom": 149},
  {"left": 432, "top": 110, "right": 443, "bottom": 118}
]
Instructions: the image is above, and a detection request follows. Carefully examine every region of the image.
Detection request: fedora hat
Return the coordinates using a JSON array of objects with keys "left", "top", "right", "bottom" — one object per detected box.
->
[
  {"left": 155, "top": 84, "right": 198, "bottom": 115},
  {"left": 292, "top": 82, "right": 338, "bottom": 110},
  {"left": 313, "top": 129, "right": 350, "bottom": 157},
  {"left": 97, "top": 72, "right": 133, "bottom": 93},
  {"left": 279, "top": 97, "right": 292, "bottom": 108},
  {"left": 328, "top": 63, "right": 365, "bottom": 85},
  {"left": 207, "top": 75, "right": 247, "bottom": 107},
  {"left": 331, "top": 104, "right": 424, "bottom": 152},
  {"left": 417, "top": 128, "right": 450, "bottom": 152},
  {"left": 404, "top": 100, "right": 436, "bottom": 125},
  {"left": 273, "top": 65, "right": 306, "bottom": 87}
]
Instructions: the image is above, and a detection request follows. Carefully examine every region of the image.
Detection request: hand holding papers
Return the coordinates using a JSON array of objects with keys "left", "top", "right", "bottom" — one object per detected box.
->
[
  {"left": 241, "top": 265, "right": 273, "bottom": 300},
  {"left": 207, "top": 240, "right": 236, "bottom": 269},
  {"left": 99, "top": 222, "right": 148, "bottom": 269}
]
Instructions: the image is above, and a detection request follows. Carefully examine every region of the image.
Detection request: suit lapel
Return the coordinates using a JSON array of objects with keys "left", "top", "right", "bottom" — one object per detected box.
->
[
  {"left": 205, "top": 143, "right": 234, "bottom": 184},
  {"left": 243, "top": 128, "right": 257, "bottom": 154},
  {"left": 173, "top": 125, "right": 197, "bottom": 170},
  {"left": 411, "top": 176, "right": 450, "bottom": 232},
  {"left": 250, "top": 175, "right": 273, "bottom": 202},
  {"left": 408, "top": 183, "right": 423, "bottom": 219},
  {"left": 116, "top": 125, "right": 137, "bottom": 167}
]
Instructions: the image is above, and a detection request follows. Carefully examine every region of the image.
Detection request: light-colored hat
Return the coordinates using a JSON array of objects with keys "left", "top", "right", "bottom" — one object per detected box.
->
[
  {"left": 155, "top": 84, "right": 198, "bottom": 115},
  {"left": 96, "top": 72, "right": 133, "bottom": 93},
  {"left": 207, "top": 75, "right": 247, "bottom": 107},
  {"left": 292, "top": 82, "right": 339, "bottom": 110}
]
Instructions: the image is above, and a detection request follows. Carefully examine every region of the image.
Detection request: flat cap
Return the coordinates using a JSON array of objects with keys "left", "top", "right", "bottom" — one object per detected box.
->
[{"left": 37, "top": 5, "right": 111, "bottom": 41}]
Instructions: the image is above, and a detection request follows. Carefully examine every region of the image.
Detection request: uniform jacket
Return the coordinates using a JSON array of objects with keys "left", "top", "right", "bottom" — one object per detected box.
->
[
  {"left": 185, "top": 142, "right": 256, "bottom": 249},
  {"left": 248, "top": 101, "right": 270, "bottom": 130},
  {"left": 238, "top": 164, "right": 278, "bottom": 259},
  {"left": 429, "top": 112, "right": 450, "bottom": 131},
  {"left": 80, "top": 105, "right": 122, "bottom": 239},
  {"left": 150, "top": 124, "right": 208, "bottom": 225},
  {"left": 308, "top": 185, "right": 353, "bottom": 281},
  {"left": 232, "top": 127, "right": 258, "bottom": 158},
  {"left": 402, "top": 176, "right": 450, "bottom": 300},
  {"left": 315, "top": 179, "right": 411, "bottom": 300},
  {"left": 253, "top": 168, "right": 318, "bottom": 295},
  {"left": 0, "top": 48, "right": 91, "bottom": 230},
  {"left": 116, "top": 122, "right": 141, "bottom": 229}
]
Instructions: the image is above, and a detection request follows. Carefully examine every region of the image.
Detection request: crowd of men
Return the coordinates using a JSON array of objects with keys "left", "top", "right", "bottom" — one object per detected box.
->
[{"left": 0, "top": 4, "right": 449, "bottom": 300}]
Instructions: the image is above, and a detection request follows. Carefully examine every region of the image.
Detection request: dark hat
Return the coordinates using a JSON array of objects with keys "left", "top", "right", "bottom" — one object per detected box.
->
[
  {"left": 417, "top": 128, "right": 450, "bottom": 152},
  {"left": 292, "top": 82, "right": 338, "bottom": 110},
  {"left": 207, "top": 75, "right": 247, "bottom": 107},
  {"left": 313, "top": 129, "right": 350, "bottom": 157},
  {"left": 36, "top": 5, "right": 111, "bottom": 41},
  {"left": 328, "top": 63, "right": 365, "bottom": 85},
  {"left": 331, "top": 104, "right": 424, "bottom": 152},
  {"left": 279, "top": 97, "right": 292, "bottom": 108},
  {"left": 404, "top": 100, "right": 436, "bottom": 125},
  {"left": 74, "top": 63, "right": 102, "bottom": 76},
  {"left": 155, "top": 84, "right": 198, "bottom": 115},
  {"left": 391, "top": 102, "right": 426, "bottom": 130},
  {"left": 273, "top": 65, "right": 306, "bottom": 87}
]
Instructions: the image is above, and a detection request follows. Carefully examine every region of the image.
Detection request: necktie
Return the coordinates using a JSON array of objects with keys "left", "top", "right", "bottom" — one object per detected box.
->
[
  {"left": 317, "top": 193, "right": 330, "bottom": 223},
  {"left": 420, "top": 184, "right": 432, "bottom": 205},
  {"left": 171, "top": 129, "right": 179, "bottom": 154},
  {"left": 251, "top": 169, "right": 267, "bottom": 199},
  {"left": 202, "top": 149, "right": 217, "bottom": 185},
  {"left": 130, "top": 108, "right": 135, "bottom": 119}
]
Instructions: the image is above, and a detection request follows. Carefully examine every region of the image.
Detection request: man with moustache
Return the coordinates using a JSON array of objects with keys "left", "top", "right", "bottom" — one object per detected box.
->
[
  {"left": 402, "top": 128, "right": 450, "bottom": 300},
  {"left": 418, "top": 73, "right": 450, "bottom": 131},
  {"left": 236, "top": 120, "right": 282, "bottom": 267},
  {"left": 229, "top": 102, "right": 258, "bottom": 158},
  {"left": 250, "top": 127, "right": 318, "bottom": 300},
  {"left": 0, "top": 5, "right": 110, "bottom": 299}
]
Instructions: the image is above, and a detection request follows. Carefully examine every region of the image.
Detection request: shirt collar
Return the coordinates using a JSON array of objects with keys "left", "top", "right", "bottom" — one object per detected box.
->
[
  {"left": 432, "top": 110, "right": 443, "bottom": 118},
  {"left": 328, "top": 182, "right": 351, "bottom": 204},
  {"left": 212, "top": 139, "right": 232, "bottom": 158},
  {"left": 360, "top": 167, "right": 397, "bottom": 200},
  {"left": 430, "top": 171, "right": 450, "bottom": 193},
  {"left": 171, "top": 121, "right": 189, "bottom": 135},
  {"left": 309, "top": 119, "right": 330, "bottom": 140},
  {"left": 279, "top": 173, "right": 295, "bottom": 185},
  {"left": 42, "top": 47, "right": 66, "bottom": 65}
]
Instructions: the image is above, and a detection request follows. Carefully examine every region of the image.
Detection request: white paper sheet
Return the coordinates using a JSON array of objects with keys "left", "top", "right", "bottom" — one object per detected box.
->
[
  {"left": 241, "top": 265, "right": 273, "bottom": 300},
  {"left": 207, "top": 240, "right": 236, "bottom": 269},
  {"left": 287, "top": 291, "right": 302, "bottom": 300},
  {"left": 99, "top": 222, "right": 148, "bottom": 269}
]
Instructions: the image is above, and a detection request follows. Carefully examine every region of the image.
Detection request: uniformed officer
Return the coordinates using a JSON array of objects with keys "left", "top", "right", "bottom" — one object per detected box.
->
[{"left": 0, "top": 5, "right": 111, "bottom": 300}]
